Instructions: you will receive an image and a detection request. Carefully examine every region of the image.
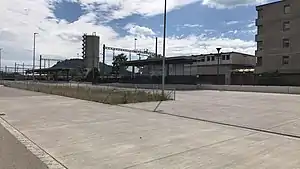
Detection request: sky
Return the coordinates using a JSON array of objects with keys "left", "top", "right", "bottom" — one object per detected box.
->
[{"left": 0, "top": 0, "right": 279, "bottom": 68}]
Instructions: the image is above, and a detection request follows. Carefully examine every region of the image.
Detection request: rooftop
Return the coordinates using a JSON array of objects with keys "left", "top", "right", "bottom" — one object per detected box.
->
[
  {"left": 124, "top": 56, "right": 195, "bottom": 66},
  {"left": 124, "top": 51, "right": 255, "bottom": 66},
  {"left": 256, "top": 0, "right": 283, "bottom": 8}
]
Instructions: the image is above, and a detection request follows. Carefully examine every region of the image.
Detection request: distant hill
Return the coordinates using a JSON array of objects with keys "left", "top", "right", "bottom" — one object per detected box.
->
[{"left": 52, "top": 59, "right": 131, "bottom": 75}]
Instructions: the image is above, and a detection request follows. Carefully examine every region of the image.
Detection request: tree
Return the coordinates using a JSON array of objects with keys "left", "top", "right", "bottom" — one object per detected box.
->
[{"left": 112, "top": 53, "right": 128, "bottom": 77}]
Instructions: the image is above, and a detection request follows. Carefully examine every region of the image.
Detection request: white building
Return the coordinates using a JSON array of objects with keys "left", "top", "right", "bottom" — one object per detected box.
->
[{"left": 130, "top": 52, "right": 256, "bottom": 84}]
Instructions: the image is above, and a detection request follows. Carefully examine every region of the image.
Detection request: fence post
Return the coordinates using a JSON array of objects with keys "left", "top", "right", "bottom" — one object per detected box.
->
[
  {"left": 173, "top": 89, "right": 176, "bottom": 100},
  {"left": 134, "top": 87, "right": 137, "bottom": 103},
  {"left": 88, "top": 86, "right": 91, "bottom": 100},
  {"left": 48, "top": 83, "right": 51, "bottom": 94}
]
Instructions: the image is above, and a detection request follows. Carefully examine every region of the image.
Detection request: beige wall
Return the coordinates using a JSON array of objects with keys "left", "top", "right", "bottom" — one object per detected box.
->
[
  {"left": 188, "top": 65, "right": 232, "bottom": 75},
  {"left": 231, "top": 53, "right": 256, "bottom": 66},
  {"left": 256, "top": 0, "right": 300, "bottom": 73},
  {"left": 142, "top": 53, "right": 255, "bottom": 76}
]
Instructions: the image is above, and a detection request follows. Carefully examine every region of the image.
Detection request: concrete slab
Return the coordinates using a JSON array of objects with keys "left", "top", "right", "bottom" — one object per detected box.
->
[
  {"left": 1, "top": 86, "right": 300, "bottom": 168},
  {"left": 128, "top": 133, "right": 300, "bottom": 169},
  {"left": 125, "top": 90, "right": 300, "bottom": 137}
]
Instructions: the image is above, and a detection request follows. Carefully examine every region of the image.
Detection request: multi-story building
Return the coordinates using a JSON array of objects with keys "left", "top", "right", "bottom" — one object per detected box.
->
[{"left": 255, "top": 0, "right": 300, "bottom": 73}]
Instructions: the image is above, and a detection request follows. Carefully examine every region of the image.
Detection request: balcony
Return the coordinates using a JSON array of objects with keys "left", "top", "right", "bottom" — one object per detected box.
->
[
  {"left": 255, "top": 50, "right": 263, "bottom": 56},
  {"left": 255, "top": 18, "right": 262, "bottom": 26},
  {"left": 255, "top": 34, "right": 263, "bottom": 42}
]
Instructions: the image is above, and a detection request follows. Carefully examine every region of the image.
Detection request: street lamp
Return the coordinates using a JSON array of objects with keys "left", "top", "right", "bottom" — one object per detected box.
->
[
  {"left": 216, "top": 47, "right": 222, "bottom": 85},
  {"left": 162, "top": 0, "right": 167, "bottom": 96},
  {"left": 0, "top": 48, "right": 2, "bottom": 72},
  {"left": 33, "top": 32, "right": 38, "bottom": 80},
  {"left": 134, "top": 38, "right": 137, "bottom": 50},
  {"left": 0, "top": 48, "right": 2, "bottom": 80},
  {"left": 134, "top": 38, "right": 141, "bottom": 61}
]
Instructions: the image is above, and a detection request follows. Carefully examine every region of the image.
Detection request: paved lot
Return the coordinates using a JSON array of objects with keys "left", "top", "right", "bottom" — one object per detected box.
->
[
  {"left": 125, "top": 90, "right": 300, "bottom": 138},
  {"left": 1, "top": 86, "right": 300, "bottom": 168}
]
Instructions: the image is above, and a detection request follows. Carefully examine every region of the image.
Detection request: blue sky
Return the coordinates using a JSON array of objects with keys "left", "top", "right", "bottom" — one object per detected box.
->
[
  {"left": 0, "top": 0, "right": 278, "bottom": 66},
  {"left": 52, "top": 0, "right": 258, "bottom": 40}
]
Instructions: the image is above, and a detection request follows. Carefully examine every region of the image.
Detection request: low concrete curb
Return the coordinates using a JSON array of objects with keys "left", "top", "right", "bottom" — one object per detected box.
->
[
  {"left": 103, "top": 83, "right": 300, "bottom": 95},
  {"left": 0, "top": 117, "right": 67, "bottom": 169},
  {"left": 198, "top": 84, "right": 300, "bottom": 95}
]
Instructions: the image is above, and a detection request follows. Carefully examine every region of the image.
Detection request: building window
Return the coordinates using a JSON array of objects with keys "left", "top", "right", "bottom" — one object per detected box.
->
[
  {"left": 211, "top": 56, "right": 215, "bottom": 61},
  {"left": 284, "top": 5, "right": 291, "bottom": 14},
  {"left": 207, "top": 56, "right": 211, "bottom": 61},
  {"left": 283, "top": 21, "right": 290, "bottom": 31},
  {"left": 226, "top": 55, "right": 230, "bottom": 60},
  {"left": 257, "top": 57, "right": 262, "bottom": 66},
  {"left": 222, "top": 55, "right": 226, "bottom": 60},
  {"left": 282, "top": 56, "right": 289, "bottom": 65},
  {"left": 258, "top": 25, "right": 263, "bottom": 34},
  {"left": 283, "top": 38, "right": 290, "bottom": 48},
  {"left": 258, "top": 9, "right": 263, "bottom": 19},
  {"left": 257, "top": 41, "right": 263, "bottom": 50},
  {"left": 199, "top": 57, "right": 205, "bottom": 62}
]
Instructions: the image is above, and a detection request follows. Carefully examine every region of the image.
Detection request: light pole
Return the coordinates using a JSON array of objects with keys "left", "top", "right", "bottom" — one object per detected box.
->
[
  {"left": 162, "top": 0, "right": 167, "bottom": 96},
  {"left": 0, "top": 48, "right": 2, "bottom": 72},
  {"left": 33, "top": 32, "right": 38, "bottom": 80},
  {"left": 134, "top": 38, "right": 137, "bottom": 50},
  {"left": 0, "top": 48, "right": 2, "bottom": 80},
  {"left": 155, "top": 37, "right": 158, "bottom": 58},
  {"left": 216, "top": 47, "right": 222, "bottom": 85}
]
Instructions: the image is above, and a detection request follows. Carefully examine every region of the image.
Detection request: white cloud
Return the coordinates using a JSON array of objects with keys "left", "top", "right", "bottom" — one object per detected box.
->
[
  {"left": 124, "top": 23, "right": 155, "bottom": 36},
  {"left": 204, "top": 29, "right": 216, "bottom": 34},
  {"left": 247, "top": 22, "right": 255, "bottom": 28},
  {"left": 183, "top": 24, "right": 203, "bottom": 28},
  {"left": 76, "top": 0, "right": 202, "bottom": 20},
  {"left": 0, "top": 0, "right": 256, "bottom": 68},
  {"left": 228, "top": 30, "right": 238, "bottom": 34},
  {"left": 202, "top": 0, "right": 268, "bottom": 9},
  {"left": 226, "top": 20, "right": 239, "bottom": 25}
]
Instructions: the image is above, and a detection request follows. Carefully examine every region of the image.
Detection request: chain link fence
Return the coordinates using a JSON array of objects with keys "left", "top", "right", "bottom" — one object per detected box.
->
[{"left": 2, "top": 81, "right": 175, "bottom": 105}]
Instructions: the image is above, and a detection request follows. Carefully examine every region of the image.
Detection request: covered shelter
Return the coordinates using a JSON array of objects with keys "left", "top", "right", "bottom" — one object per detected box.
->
[
  {"left": 123, "top": 56, "right": 196, "bottom": 77},
  {"left": 124, "top": 56, "right": 195, "bottom": 67},
  {"left": 26, "top": 67, "right": 73, "bottom": 81}
]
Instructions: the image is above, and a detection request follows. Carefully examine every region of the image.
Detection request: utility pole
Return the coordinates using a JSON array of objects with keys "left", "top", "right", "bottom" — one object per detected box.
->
[
  {"left": 0, "top": 48, "right": 2, "bottom": 72},
  {"left": 216, "top": 48, "right": 222, "bottom": 85},
  {"left": 0, "top": 48, "right": 2, "bottom": 80},
  {"left": 134, "top": 38, "right": 137, "bottom": 50},
  {"left": 39, "top": 55, "right": 42, "bottom": 79},
  {"left": 162, "top": 0, "right": 167, "bottom": 96},
  {"left": 134, "top": 38, "right": 138, "bottom": 70},
  {"left": 102, "top": 44, "right": 106, "bottom": 79},
  {"left": 155, "top": 37, "right": 158, "bottom": 58},
  {"left": 33, "top": 32, "right": 38, "bottom": 80},
  {"left": 92, "top": 34, "right": 95, "bottom": 84},
  {"left": 22, "top": 63, "right": 25, "bottom": 76}
]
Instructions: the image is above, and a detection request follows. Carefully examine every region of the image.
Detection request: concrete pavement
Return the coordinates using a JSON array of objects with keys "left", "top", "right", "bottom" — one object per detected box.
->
[
  {"left": 125, "top": 90, "right": 300, "bottom": 138},
  {"left": 1, "top": 86, "right": 300, "bottom": 168}
]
